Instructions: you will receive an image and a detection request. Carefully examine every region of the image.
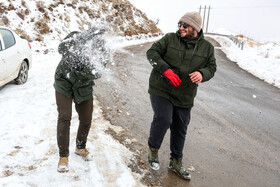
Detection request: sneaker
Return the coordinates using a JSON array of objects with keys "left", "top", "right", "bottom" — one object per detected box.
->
[
  {"left": 75, "top": 148, "right": 93, "bottom": 161},
  {"left": 148, "top": 147, "right": 160, "bottom": 170},
  {"left": 57, "top": 157, "right": 69, "bottom": 173},
  {"left": 169, "top": 157, "right": 191, "bottom": 180}
]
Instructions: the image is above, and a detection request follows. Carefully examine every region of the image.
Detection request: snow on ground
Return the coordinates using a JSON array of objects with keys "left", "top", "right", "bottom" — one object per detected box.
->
[
  {"left": 0, "top": 35, "right": 161, "bottom": 187},
  {"left": 0, "top": 29, "right": 279, "bottom": 186},
  {"left": 207, "top": 30, "right": 280, "bottom": 88}
]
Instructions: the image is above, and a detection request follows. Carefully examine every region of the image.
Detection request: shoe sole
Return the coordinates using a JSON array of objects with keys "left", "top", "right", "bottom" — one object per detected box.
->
[
  {"left": 168, "top": 166, "right": 191, "bottom": 180},
  {"left": 57, "top": 169, "right": 69, "bottom": 173},
  {"left": 57, "top": 167, "right": 69, "bottom": 173}
]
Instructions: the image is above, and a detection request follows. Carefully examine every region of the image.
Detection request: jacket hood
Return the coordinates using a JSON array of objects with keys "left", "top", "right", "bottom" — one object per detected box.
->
[{"left": 62, "top": 27, "right": 105, "bottom": 42}]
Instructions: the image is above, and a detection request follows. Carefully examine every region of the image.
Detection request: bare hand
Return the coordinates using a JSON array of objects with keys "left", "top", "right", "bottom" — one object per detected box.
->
[{"left": 189, "top": 71, "right": 202, "bottom": 84}]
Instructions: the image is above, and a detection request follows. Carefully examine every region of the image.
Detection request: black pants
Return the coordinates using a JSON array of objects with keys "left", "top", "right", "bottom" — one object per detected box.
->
[
  {"left": 148, "top": 94, "right": 191, "bottom": 159},
  {"left": 56, "top": 91, "right": 93, "bottom": 157}
]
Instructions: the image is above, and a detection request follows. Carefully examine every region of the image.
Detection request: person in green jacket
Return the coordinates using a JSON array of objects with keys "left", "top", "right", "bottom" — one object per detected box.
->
[
  {"left": 54, "top": 27, "right": 109, "bottom": 173},
  {"left": 147, "top": 12, "right": 216, "bottom": 180}
]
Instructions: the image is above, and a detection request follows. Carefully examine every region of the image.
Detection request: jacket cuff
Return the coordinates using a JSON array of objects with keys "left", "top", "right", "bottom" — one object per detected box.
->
[
  {"left": 159, "top": 64, "right": 170, "bottom": 74},
  {"left": 198, "top": 70, "right": 204, "bottom": 77}
]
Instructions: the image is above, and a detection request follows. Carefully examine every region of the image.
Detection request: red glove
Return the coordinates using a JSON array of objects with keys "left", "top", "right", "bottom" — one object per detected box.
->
[{"left": 163, "top": 69, "right": 182, "bottom": 87}]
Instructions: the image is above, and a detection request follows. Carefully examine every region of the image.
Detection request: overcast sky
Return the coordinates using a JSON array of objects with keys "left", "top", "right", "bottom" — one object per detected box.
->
[{"left": 128, "top": 0, "right": 280, "bottom": 42}]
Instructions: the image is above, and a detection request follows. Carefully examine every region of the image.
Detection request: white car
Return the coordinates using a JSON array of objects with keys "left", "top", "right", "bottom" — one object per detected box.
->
[{"left": 0, "top": 26, "right": 32, "bottom": 87}]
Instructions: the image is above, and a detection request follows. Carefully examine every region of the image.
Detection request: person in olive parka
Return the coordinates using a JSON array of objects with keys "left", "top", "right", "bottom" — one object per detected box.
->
[
  {"left": 147, "top": 12, "right": 217, "bottom": 179},
  {"left": 54, "top": 27, "right": 109, "bottom": 173}
]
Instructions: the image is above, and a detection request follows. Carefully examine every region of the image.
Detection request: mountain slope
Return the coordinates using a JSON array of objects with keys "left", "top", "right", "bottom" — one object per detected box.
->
[{"left": 0, "top": 0, "right": 162, "bottom": 42}]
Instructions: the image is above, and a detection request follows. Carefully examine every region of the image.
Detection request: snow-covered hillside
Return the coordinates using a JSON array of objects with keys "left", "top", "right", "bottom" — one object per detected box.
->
[{"left": 0, "top": 0, "right": 161, "bottom": 43}]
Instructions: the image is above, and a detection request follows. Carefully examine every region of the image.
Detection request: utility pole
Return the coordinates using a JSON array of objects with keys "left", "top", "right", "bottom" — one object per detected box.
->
[
  {"left": 202, "top": 5, "right": 206, "bottom": 31},
  {"left": 199, "top": 5, "right": 212, "bottom": 33},
  {"left": 206, "top": 5, "right": 211, "bottom": 33}
]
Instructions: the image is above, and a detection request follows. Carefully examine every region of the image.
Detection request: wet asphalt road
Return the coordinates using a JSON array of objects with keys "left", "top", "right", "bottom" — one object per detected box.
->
[{"left": 94, "top": 38, "right": 280, "bottom": 187}]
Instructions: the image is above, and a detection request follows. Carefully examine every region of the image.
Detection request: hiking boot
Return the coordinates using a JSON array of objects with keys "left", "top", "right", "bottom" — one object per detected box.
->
[
  {"left": 57, "top": 157, "right": 69, "bottom": 173},
  {"left": 75, "top": 148, "right": 93, "bottom": 161},
  {"left": 148, "top": 147, "right": 160, "bottom": 170},
  {"left": 169, "top": 157, "right": 191, "bottom": 180}
]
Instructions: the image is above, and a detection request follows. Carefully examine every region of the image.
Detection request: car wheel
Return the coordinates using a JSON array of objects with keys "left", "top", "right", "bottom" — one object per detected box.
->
[{"left": 15, "top": 61, "right": 29, "bottom": 85}]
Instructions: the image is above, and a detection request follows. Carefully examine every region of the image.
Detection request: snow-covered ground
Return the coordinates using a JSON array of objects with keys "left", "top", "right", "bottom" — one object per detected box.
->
[
  {"left": 208, "top": 28, "right": 280, "bottom": 88},
  {"left": 0, "top": 30, "right": 279, "bottom": 186}
]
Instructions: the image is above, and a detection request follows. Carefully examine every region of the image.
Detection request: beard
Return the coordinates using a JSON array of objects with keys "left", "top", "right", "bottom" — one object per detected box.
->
[
  {"left": 180, "top": 28, "right": 197, "bottom": 40},
  {"left": 184, "top": 29, "right": 196, "bottom": 39}
]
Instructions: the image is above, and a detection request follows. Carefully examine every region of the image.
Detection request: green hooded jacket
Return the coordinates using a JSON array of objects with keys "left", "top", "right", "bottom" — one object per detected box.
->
[
  {"left": 53, "top": 29, "right": 107, "bottom": 104},
  {"left": 147, "top": 30, "right": 217, "bottom": 108}
]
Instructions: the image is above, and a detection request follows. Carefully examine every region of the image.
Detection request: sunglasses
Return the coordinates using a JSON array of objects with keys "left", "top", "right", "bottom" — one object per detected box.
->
[{"left": 178, "top": 22, "right": 189, "bottom": 29}]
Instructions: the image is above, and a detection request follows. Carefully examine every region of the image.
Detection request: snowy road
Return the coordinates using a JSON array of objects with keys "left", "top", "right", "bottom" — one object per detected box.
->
[{"left": 94, "top": 38, "right": 280, "bottom": 187}]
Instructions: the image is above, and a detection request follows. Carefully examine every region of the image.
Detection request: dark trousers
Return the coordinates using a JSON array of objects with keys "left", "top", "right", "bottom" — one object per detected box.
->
[
  {"left": 56, "top": 91, "right": 93, "bottom": 157},
  {"left": 148, "top": 94, "right": 191, "bottom": 159}
]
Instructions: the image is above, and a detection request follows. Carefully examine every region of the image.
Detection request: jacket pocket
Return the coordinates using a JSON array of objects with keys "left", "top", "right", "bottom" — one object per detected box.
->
[
  {"left": 191, "top": 53, "right": 208, "bottom": 70},
  {"left": 180, "top": 74, "right": 194, "bottom": 88},
  {"left": 78, "top": 86, "right": 93, "bottom": 97}
]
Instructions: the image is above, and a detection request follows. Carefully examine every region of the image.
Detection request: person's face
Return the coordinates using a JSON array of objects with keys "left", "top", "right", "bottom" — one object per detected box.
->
[{"left": 178, "top": 22, "right": 197, "bottom": 38}]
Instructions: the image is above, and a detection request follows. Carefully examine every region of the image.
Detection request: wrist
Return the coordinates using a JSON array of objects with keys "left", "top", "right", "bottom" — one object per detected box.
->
[{"left": 159, "top": 64, "right": 170, "bottom": 74}]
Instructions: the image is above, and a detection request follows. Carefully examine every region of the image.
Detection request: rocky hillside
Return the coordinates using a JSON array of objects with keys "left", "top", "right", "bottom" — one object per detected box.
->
[{"left": 0, "top": 0, "right": 162, "bottom": 42}]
